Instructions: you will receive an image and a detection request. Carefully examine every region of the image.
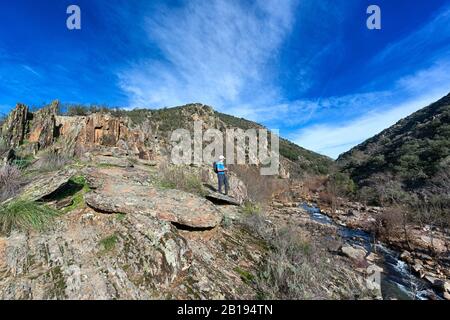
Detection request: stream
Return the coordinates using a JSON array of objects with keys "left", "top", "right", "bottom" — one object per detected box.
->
[{"left": 300, "top": 203, "right": 440, "bottom": 300}]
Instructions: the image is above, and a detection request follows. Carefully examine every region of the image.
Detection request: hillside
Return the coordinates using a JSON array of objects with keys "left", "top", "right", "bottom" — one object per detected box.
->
[
  {"left": 214, "top": 111, "right": 333, "bottom": 176},
  {"left": 337, "top": 93, "right": 450, "bottom": 204},
  {"left": 59, "top": 103, "right": 333, "bottom": 177}
]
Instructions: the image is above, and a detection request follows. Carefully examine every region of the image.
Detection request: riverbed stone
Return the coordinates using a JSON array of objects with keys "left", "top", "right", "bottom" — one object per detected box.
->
[{"left": 340, "top": 245, "right": 367, "bottom": 262}]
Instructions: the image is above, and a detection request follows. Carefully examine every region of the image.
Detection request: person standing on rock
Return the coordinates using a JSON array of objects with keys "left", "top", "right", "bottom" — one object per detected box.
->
[{"left": 215, "top": 155, "right": 229, "bottom": 195}]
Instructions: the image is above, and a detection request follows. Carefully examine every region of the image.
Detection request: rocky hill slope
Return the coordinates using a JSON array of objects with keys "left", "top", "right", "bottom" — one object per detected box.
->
[{"left": 337, "top": 93, "right": 450, "bottom": 205}]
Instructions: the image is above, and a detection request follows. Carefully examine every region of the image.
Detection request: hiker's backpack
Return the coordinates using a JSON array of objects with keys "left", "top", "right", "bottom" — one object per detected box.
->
[{"left": 213, "top": 162, "right": 218, "bottom": 173}]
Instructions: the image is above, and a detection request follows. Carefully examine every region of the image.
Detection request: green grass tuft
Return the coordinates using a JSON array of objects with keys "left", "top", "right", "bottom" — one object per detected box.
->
[
  {"left": 234, "top": 267, "right": 255, "bottom": 284},
  {"left": 61, "top": 176, "right": 90, "bottom": 213},
  {"left": 116, "top": 213, "right": 127, "bottom": 221},
  {"left": 99, "top": 234, "right": 119, "bottom": 252},
  {"left": 0, "top": 200, "right": 60, "bottom": 234}
]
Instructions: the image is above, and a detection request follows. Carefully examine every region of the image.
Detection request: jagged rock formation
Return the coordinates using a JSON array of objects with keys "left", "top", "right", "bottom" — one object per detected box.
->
[
  {"left": 0, "top": 103, "right": 29, "bottom": 148},
  {"left": 1, "top": 102, "right": 159, "bottom": 162},
  {"left": 28, "top": 101, "right": 59, "bottom": 150}
]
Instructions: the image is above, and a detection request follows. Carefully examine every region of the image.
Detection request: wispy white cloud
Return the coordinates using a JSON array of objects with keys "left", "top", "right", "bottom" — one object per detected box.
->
[
  {"left": 22, "top": 65, "right": 42, "bottom": 78},
  {"left": 290, "top": 60, "right": 450, "bottom": 159},
  {"left": 118, "top": 0, "right": 297, "bottom": 108},
  {"left": 370, "top": 4, "right": 450, "bottom": 69},
  {"left": 290, "top": 93, "right": 445, "bottom": 159},
  {"left": 115, "top": 0, "right": 450, "bottom": 160},
  {"left": 286, "top": 5, "right": 450, "bottom": 158},
  {"left": 229, "top": 91, "right": 390, "bottom": 128}
]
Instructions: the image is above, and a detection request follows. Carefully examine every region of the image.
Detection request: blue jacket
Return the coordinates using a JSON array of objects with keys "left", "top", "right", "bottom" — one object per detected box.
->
[{"left": 216, "top": 161, "right": 226, "bottom": 174}]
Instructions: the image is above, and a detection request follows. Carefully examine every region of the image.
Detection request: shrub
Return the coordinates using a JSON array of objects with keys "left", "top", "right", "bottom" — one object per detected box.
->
[
  {"left": 241, "top": 201, "right": 261, "bottom": 216},
  {"left": 229, "top": 164, "right": 290, "bottom": 205},
  {"left": 241, "top": 208, "right": 272, "bottom": 240},
  {"left": 0, "top": 200, "right": 60, "bottom": 234},
  {"left": 302, "top": 175, "right": 327, "bottom": 194},
  {"left": 0, "top": 164, "right": 22, "bottom": 202},
  {"left": 240, "top": 209, "right": 371, "bottom": 299},
  {"left": 64, "top": 104, "right": 110, "bottom": 116},
  {"left": 373, "top": 206, "right": 405, "bottom": 239}
]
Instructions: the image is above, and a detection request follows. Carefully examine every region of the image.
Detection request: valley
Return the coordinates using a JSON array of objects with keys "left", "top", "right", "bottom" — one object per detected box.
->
[{"left": 0, "top": 95, "right": 449, "bottom": 300}]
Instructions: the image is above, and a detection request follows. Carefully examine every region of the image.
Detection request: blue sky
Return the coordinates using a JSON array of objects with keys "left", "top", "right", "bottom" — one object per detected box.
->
[{"left": 1, "top": 0, "right": 449, "bottom": 158}]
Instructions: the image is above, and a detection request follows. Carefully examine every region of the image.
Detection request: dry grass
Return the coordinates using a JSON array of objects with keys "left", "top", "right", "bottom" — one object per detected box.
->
[
  {"left": 255, "top": 227, "right": 331, "bottom": 299},
  {"left": 32, "top": 151, "right": 70, "bottom": 173},
  {"left": 302, "top": 175, "right": 327, "bottom": 194},
  {"left": 229, "top": 164, "right": 290, "bottom": 205},
  {"left": 157, "top": 163, "right": 206, "bottom": 196},
  {"left": 0, "top": 164, "right": 22, "bottom": 202},
  {"left": 241, "top": 211, "right": 327, "bottom": 299},
  {"left": 241, "top": 210, "right": 371, "bottom": 300}
]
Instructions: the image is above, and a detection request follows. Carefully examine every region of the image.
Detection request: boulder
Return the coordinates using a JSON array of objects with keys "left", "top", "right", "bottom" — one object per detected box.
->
[
  {"left": 412, "top": 263, "right": 424, "bottom": 275},
  {"left": 366, "top": 252, "right": 380, "bottom": 263},
  {"left": 400, "top": 250, "right": 412, "bottom": 262},
  {"left": 366, "top": 264, "right": 383, "bottom": 296},
  {"left": 134, "top": 158, "right": 157, "bottom": 167},
  {"left": 340, "top": 245, "right": 367, "bottom": 262},
  {"left": 17, "top": 168, "right": 77, "bottom": 202},
  {"left": 444, "top": 281, "right": 450, "bottom": 294},
  {"left": 84, "top": 167, "right": 222, "bottom": 229}
]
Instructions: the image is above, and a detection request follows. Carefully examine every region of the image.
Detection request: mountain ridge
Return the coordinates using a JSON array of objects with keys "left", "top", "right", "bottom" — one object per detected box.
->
[{"left": 337, "top": 92, "right": 450, "bottom": 204}]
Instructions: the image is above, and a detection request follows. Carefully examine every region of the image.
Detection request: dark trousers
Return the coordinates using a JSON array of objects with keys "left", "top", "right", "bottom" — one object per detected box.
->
[{"left": 218, "top": 174, "right": 229, "bottom": 195}]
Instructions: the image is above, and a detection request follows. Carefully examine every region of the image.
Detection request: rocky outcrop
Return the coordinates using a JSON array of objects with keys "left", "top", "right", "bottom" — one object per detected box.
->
[
  {"left": 2, "top": 168, "right": 77, "bottom": 204},
  {"left": 0, "top": 104, "right": 29, "bottom": 149},
  {"left": 200, "top": 167, "right": 248, "bottom": 204},
  {"left": 28, "top": 101, "right": 59, "bottom": 151},
  {"left": 55, "top": 113, "right": 158, "bottom": 161},
  {"left": 1, "top": 102, "right": 159, "bottom": 163},
  {"left": 0, "top": 209, "right": 192, "bottom": 299},
  {"left": 206, "top": 192, "right": 241, "bottom": 206},
  {"left": 83, "top": 167, "right": 223, "bottom": 229}
]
